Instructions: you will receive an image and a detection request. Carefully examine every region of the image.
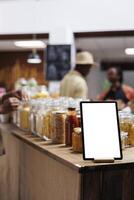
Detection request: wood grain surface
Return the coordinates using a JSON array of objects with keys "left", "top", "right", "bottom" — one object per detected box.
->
[
  {"left": 0, "top": 51, "right": 47, "bottom": 90},
  {"left": 3, "top": 124, "right": 134, "bottom": 172}
]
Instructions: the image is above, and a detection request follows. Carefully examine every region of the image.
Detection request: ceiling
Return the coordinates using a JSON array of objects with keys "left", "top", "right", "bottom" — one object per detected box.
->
[
  {"left": 75, "top": 37, "right": 134, "bottom": 62},
  {"left": 1, "top": 37, "right": 134, "bottom": 62},
  {"left": 0, "top": 0, "right": 49, "bottom": 1}
]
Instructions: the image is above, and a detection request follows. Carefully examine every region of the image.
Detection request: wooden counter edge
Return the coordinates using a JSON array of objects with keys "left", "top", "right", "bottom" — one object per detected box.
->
[{"left": 1, "top": 124, "right": 134, "bottom": 174}]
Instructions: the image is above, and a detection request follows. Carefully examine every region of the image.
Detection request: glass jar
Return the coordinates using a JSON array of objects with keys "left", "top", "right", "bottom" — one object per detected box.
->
[
  {"left": 129, "top": 124, "right": 134, "bottom": 145},
  {"left": 65, "top": 107, "right": 79, "bottom": 146},
  {"left": 48, "top": 100, "right": 61, "bottom": 139},
  {"left": 35, "top": 100, "right": 51, "bottom": 138},
  {"left": 19, "top": 101, "right": 30, "bottom": 131},
  {"left": 12, "top": 110, "right": 20, "bottom": 126},
  {"left": 51, "top": 111, "right": 66, "bottom": 144},
  {"left": 72, "top": 127, "right": 82, "bottom": 153},
  {"left": 121, "top": 132, "right": 128, "bottom": 150},
  {"left": 42, "top": 109, "right": 51, "bottom": 139},
  {"left": 12, "top": 111, "right": 17, "bottom": 124},
  {"left": 119, "top": 112, "right": 134, "bottom": 145},
  {"left": 29, "top": 100, "right": 38, "bottom": 135},
  {"left": 36, "top": 103, "right": 44, "bottom": 137},
  {"left": 40, "top": 99, "right": 56, "bottom": 140},
  {"left": 77, "top": 115, "right": 81, "bottom": 127}
]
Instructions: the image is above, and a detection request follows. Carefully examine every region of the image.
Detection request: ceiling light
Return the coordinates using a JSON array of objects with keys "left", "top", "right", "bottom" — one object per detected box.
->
[
  {"left": 125, "top": 48, "right": 134, "bottom": 55},
  {"left": 27, "top": 52, "right": 42, "bottom": 64},
  {"left": 14, "top": 40, "right": 46, "bottom": 49}
]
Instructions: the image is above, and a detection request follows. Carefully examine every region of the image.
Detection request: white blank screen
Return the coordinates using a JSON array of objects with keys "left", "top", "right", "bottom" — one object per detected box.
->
[{"left": 81, "top": 102, "right": 121, "bottom": 159}]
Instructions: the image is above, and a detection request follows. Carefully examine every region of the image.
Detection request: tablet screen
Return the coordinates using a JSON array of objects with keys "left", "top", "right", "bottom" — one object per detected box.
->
[{"left": 80, "top": 102, "right": 122, "bottom": 160}]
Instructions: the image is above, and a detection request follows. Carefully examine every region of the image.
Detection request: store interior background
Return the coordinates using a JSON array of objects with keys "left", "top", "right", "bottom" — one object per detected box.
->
[
  {"left": 0, "top": 35, "right": 134, "bottom": 99},
  {"left": 0, "top": 0, "right": 134, "bottom": 99},
  {"left": 76, "top": 35, "right": 134, "bottom": 98}
]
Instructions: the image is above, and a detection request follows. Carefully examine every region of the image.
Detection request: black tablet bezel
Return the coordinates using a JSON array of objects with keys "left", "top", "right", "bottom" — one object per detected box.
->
[{"left": 80, "top": 101, "right": 123, "bottom": 160}]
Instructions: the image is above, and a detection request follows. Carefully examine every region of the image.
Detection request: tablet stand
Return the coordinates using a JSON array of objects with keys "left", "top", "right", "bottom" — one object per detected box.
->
[{"left": 93, "top": 158, "right": 115, "bottom": 163}]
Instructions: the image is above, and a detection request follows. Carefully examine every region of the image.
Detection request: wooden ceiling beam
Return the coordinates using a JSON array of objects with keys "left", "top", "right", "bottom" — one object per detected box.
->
[{"left": 0, "top": 33, "right": 49, "bottom": 40}]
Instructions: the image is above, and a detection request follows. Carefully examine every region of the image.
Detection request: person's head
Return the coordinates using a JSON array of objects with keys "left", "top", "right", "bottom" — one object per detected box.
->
[
  {"left": 107, "top": 67, "right": 123, "bottom": 84},
  {"left": 75, "top": 51, "right": 95, "bottom": 77}
]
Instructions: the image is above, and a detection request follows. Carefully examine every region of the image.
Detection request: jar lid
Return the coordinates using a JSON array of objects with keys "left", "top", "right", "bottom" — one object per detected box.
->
[
  {"left": 68, "top": 107, "right": 76, "bottom": 111},
  {"left": 74, "top": 127, "right": 81, "bottom": 134},
  {"left": 24, "top": 107, "right": 30, "bottom": 111}
]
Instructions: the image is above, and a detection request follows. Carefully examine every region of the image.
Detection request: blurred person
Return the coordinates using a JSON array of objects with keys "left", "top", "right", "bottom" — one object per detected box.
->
[
  {"left": 0, "top": 90, "right": 29, "bottom": 114},
  {"left": 99, "top": 67, "right": 134, "bottom": 104},
  {"left": 0, "top": 82, "right": 6, "bottom": 97},
  {"left": 128, "top": 100, "right": 134, "bottom": 113},
  {"left": 60, "top": 51, "right": 95, "bottom": 98},
  {"left": 0, "top": 90, "right": 28, "bottom": 155}
]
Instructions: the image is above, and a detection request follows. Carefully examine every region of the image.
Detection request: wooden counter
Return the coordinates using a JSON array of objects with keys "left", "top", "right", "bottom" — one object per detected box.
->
[{"left": 1, "top": 124, "right": 134, "bottom": 200}]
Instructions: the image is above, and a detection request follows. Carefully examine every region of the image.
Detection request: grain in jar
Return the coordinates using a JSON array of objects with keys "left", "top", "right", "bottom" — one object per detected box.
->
[
  {"left": 19, "top": 102, "right": 30, "bottom": 130},
  {"left": 42, "top": 100, "right": 61, "bottom": 139},
  {"left": 51, "top": 111, "right": 66, "bottom": 144},
  {"left": 48, "top": 99, "right": 61, "bottom": 139},
  {"left": 72, "top": 127, "right": 82, "bottom": 153},
  {"left": 42, "top": 110, "right": 51, "bottom": 139}
]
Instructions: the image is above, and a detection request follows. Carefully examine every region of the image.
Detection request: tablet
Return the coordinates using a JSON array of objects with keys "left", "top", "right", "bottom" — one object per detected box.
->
[{"left": 80, "top": 101, "right": 122, "bottom": 160}]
